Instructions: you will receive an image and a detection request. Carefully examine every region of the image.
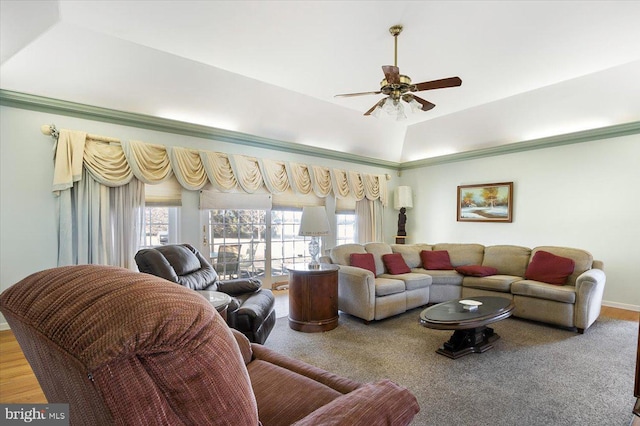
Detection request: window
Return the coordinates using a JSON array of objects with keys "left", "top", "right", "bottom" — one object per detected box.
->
[
  {"left": 141, "top": 206, "right": 178, "bottom": 248},
  {"left": 270, "top": 209, "right": 311, "bottom": 275},
  {"left": 336, "top": 212, "right": 356, "bottom": 245},
  {"left": 207, "top": 209, "right": 267, "bottom": 280}
]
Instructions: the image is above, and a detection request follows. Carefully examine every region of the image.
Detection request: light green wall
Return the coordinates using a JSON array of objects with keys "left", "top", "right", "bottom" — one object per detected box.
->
[{"left": 400, "top": 134, "right": 640, "bottom": 310}]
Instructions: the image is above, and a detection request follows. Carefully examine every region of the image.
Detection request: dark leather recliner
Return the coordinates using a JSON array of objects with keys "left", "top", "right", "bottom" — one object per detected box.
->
[{"left": 135, "top": 243, "right": 276, "bottom": 344}]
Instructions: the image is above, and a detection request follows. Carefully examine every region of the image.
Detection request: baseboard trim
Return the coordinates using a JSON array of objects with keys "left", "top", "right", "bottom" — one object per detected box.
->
[
  {"left": 602, "top": 300, "right": 640, "bottom": 312},
  {"left": 0, "top": 322, "right": 9, "bottom": 331}
]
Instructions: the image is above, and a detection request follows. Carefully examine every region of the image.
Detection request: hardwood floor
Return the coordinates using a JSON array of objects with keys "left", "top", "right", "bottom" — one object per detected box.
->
[
  {"left": 0, "top": 305, "right": 637, "bottom": 404},
  {"left": 0, "top": 330, "right": 47, "bottom": 403}
]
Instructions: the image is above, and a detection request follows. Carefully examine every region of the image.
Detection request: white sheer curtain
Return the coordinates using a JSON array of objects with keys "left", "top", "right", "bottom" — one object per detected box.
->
[
  {"left": 58, "top": 169, "right": 144, "bottom": 269},
  {"left": 355, "top": 198, "right": 384, "bottom": 243},
  {"left": 109, "top": 179, "right": 145, "bottom": 268}
]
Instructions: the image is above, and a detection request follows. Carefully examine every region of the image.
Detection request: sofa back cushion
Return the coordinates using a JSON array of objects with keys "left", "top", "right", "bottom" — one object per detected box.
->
[
  {"left": 364, "top": 242, "right": 393, "bottom": 276},
  {"left": 525, "top": 250, "right": 575, "bottom": 285},
  {"left": 391, "top": 244, "right": 433, "bottom": 268},
  {"left": 529, "top": 246, "right": 593, "bottom": 286},
  {"left": 433, "top": 243, "right": 485, "bottom": 267},
  {"left": 135, "top": 244, "right": 219, "bottom": 291},
  {"left": 482, "top": 245, "right": 531, "bottom": 276},
  {"left": 455, "top": 265, "right": 498, "bottom": 277},
  {"left": 330, "top": 244, "right": 366, "bottom": 266},
  {"left": 382, "top": 253, "right": 411, "bottom": 275},
  {"left": 350, "top": 253, "right": 377, "bottom": 276},
  {"left": 420, "top": 250, "right": 454, "bottom": 270}
]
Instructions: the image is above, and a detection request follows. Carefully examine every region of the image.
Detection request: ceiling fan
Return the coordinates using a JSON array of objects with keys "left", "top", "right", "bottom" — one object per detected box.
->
[{"left": 335, "top": 25, "right": 462, "bottom": 119}]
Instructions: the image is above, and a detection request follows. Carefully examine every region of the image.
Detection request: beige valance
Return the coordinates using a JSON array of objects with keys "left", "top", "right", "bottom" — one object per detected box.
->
[{"left": 51, "top": 129, "right": 388, "bottom": 205}]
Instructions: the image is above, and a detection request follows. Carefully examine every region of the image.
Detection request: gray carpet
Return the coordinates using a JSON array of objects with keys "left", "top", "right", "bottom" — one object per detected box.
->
[{"left": 263, "top": 309, "right": 638, "bottom": 426}]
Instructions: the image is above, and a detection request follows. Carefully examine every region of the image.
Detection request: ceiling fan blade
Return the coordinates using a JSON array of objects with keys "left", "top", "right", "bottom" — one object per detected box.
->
[
  {"left": 382, "top": 65, "right": 400, "bottom": 84},
  {"left": 413, "top": 76, "right": 462, "bottom": 92},
  {"left": 364, "top": 99, "right": 385, "bottom": 116},
  {"left": 335, "top": 90, "right": 382, "bottom": 98},
  {"left": 409, "top": 95, "right": 436, "bottom": 111}
]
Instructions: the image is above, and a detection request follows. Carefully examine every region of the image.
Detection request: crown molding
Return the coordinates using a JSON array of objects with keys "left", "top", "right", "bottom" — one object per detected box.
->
[
  {"left": 2, "top": 90, "right": 638, "bottom": 171},
  {"left": 0, "top": 90, "right": 401, "bottom": 170},
  {"left": 400, "top": 121, "right": 640, "bottom": 170}
]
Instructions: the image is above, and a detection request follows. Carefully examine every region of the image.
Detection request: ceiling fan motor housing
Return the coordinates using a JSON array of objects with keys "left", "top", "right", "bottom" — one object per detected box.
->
[{"left": 380, "top": 75, "right": 415, "bottom": 100}]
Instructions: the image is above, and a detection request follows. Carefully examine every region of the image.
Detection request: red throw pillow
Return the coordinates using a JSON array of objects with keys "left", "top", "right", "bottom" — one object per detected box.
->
[
  {"left": 350, "top": 253, "right": 376, "bottom": 276},
  {"left": 420, "top": 250, "right": 454, "bottom": 270},
  {"left": 382, "top": 253, "right": 411, "bottom": 275},
  {"left": 455, "top": 265, "right": 498, "bottom": 277},
  {"left": 525, "top": 250, "right": 575, "bottom": 285}
]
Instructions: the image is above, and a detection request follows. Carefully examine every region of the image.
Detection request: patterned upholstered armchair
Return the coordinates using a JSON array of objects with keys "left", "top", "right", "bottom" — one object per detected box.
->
[
  {"left": 135, "top": 243, "right": 275, "bottom": 344},
  {"left": 0, "top": 265, "right": 420, "bottom": 425}
]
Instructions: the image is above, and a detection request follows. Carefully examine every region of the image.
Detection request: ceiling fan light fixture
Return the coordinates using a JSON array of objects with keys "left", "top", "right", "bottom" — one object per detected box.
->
[
  {"left": 383, "top": 98, "right": 396, "bottom": 114},
  {"left": 396, "top": 102, "right": 407, "bottom": 121},
  {"left": 371, "top": 103, "right": 383, "bottom": 117},
  {"left": 408, "top": 98, "right": 422, "bottom": 113}
]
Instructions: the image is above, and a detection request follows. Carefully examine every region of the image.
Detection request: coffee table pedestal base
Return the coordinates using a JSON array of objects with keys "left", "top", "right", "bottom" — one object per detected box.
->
[{"left": 436, "top": 326, "right": 500, "bottom": 359}]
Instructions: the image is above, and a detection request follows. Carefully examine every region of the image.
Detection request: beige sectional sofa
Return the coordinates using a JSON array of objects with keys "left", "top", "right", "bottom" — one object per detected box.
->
[{"left": 321, "top": 242, "right": 606, "bottom": 333}]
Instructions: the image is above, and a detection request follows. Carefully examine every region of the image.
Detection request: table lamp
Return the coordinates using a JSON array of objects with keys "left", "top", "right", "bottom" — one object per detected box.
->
[{"left": 298, "top": 206, "right": 330, "bottom": 269}]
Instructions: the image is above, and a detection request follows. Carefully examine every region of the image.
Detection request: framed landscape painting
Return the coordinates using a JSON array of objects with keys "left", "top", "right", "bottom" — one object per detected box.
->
[{"left": 457, "top": 182, "right": 513, "bottom": 223}]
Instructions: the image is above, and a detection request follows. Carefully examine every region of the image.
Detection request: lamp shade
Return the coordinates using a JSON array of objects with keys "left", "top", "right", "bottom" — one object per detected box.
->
[
  {"left": 394, "top": 186, "right": 413, "bottom": 210},
  {"left": 298, "top": 206, "right": 330, "bottom": 236}
]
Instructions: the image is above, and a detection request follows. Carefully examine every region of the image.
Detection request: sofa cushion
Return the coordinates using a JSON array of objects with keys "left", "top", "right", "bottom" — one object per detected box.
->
[
  {"left": 350, "top": 253, "right": 376, "bottom": 276},
  {"left": 330, "top": 244, "right": 366, "bottom": 266},
  {"left": 455, "top": 265, "right": 498, "bottom": 277},
  {"left": 462, "top": 275, "right": 521, "bottom": 292},
  {"left": 364, "top": 242, "right": 393, "bottom": 276},
  {"left": 433, "top": 243, "right": 485, "bottom": 267},
  {"left": 482, "top": 245, "right": 531, "bottom": 277},
  {"left": 382, "top": 253, "right": 411, "bottom": 275},
  {"left": 390, "top": 244, "right": 433, "bottom": 268},
  {"left": 511, "top": 280, "right": 576, "bottom": 304},
  {"left": 374, "top": 277, "right": 406, "bottom": 297},
  {"left": 420, "top": 250, "right": 453, "bottom": 270},
  {"left": 156, "top": 245, "right": 202, "bottom": 276},
  {"left": 378, "top": 273, "right": 432, "bottom": 291},
  {"left": 525, "top": 250, "right": 575, "bottom": 285},
  {"left": 531, "top": 246, "right": 593, "bottom": 286}
]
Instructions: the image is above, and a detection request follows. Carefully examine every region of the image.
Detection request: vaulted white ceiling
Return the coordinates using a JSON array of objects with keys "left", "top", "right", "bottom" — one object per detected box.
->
[{"left": 2, "top": 1, "right": 639, "bottom": 165}]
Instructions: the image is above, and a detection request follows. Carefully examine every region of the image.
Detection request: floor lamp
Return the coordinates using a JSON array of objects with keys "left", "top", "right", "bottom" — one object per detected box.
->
[
  {"left": 298, "top": 206, "right": 331, "bottom": 269},
  {"left": 394, "top": 186, "right": 413, "bottom": 244}
]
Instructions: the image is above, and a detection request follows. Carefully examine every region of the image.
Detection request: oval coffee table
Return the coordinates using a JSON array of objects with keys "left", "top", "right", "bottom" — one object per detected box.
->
[{"left": 420, "top": 296, "right": 514, "bottom": 359}]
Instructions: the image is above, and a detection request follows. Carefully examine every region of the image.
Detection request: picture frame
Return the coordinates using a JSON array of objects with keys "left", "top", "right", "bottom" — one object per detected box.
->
[{"left": 457, "top": 182, "right": 513, "bottom": 223}]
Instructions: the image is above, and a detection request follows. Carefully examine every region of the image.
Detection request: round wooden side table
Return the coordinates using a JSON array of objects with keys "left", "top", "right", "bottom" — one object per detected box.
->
[{"left": 287, "top": 264, "right": 339, "bottom": 332}]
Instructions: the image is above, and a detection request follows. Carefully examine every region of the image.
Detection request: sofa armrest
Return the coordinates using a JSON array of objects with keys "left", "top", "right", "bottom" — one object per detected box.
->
[
  {"left": 574, "top": 268, "right": 606, "bottom": 331},
  {"left": 335, "top": 265, "right": 377, "bottom": 322},
  {"left": 292, "top": 379, "right": 419, "bottom": 426},
  {"left": 319, "top": 255, "right": 332, "bottom": 264},
  {"left": 231, "top": 329, "right": 253, "bottom": 365},
  {"left": 251, "top": 344, "right": 361, "bottom": 394},
  {"left": 216, "top": 278, "right": 262, "bottom": 295}
]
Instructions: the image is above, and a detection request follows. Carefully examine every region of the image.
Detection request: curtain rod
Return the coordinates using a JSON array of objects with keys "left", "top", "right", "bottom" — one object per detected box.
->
[{"left": 41, "top": 124, "right": 121, "bottom": 144}]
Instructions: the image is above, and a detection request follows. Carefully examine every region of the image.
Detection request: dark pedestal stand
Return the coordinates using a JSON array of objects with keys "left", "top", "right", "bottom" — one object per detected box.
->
[{"left": 436, "top": 326, "right": 500, "bottom": 359}]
